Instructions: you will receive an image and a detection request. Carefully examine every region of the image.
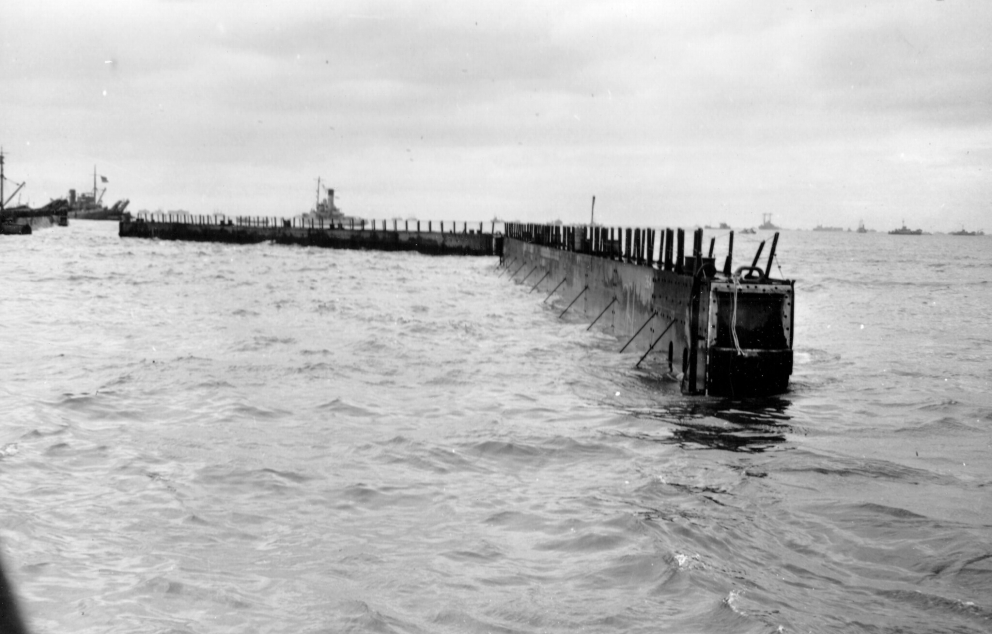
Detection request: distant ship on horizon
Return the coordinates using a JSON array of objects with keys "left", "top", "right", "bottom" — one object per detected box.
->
[
  {"left": 889, "top": 220, "right": 922, "bottom": 235},
  {"left": 66, "top": 166, "right": 130, "bottom": 220},
  {"left": 303, "top": 178, "right": 358, "bottom": 227},
  {"left": 949, "top": 227, "right": 984, "bottom": 236},
  {"left": 758, "top": 213, "right": 780, "bottom": 230}
]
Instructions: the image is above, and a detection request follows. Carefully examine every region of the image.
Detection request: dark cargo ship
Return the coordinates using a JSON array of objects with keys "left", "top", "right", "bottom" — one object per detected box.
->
[{"left": 500, "top": 223, "right": 794, "bottom": 397}]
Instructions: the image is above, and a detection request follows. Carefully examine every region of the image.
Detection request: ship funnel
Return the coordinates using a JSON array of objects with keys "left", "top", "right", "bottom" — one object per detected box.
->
[{"left": 69, "top": 189, "right": 76, "bottom": 205}]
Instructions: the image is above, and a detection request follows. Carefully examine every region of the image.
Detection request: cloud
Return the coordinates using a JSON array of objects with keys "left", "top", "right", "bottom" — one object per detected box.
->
[{"left": 1, "top": 0, "right": 990, "bottom": 228}]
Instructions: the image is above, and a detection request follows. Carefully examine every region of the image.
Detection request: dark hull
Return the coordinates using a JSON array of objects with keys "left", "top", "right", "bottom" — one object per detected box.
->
[
  {"left": 501, "top": 226, "right": 795, "bottom": 398},
  {"left": 69, "top": 208, "right": 122, "bottom": 221},
  {"left": 1, "top": 203, "right": 69, "bottom": 234}
]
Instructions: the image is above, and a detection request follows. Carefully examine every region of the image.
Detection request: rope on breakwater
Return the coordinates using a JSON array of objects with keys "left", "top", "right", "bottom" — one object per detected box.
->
[
  {"left": 730, "top": 274, "right": 758, "bottom": 358},
  {"left": 732, "top": 275, "right": 745, "bottom": 356}
]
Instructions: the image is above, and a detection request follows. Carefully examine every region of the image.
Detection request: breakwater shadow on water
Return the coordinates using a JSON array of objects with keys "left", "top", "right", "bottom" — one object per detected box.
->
[{"left": 619, "top": 397, "right": 794, "bottom": 453}]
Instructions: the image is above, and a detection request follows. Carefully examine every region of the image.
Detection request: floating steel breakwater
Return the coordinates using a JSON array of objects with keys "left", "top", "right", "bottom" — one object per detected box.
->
[
  {"left": 118, "top": 213, "right": 498, "bottom": 256},
  {"left": 500, "top": 223, "right": 795, "bottom": 397}
]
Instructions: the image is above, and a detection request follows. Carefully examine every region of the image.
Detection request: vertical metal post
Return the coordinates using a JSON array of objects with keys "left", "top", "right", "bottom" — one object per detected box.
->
[
  {"left": 693, "top": 228, "right": 703, "bottom": 274},
  {"left": 664, "top": 228, "right": 674, "bottom": 270},
  {"left": 749, "top": 241, "right": 766, "bottom": 278},
  {"left": 763, "top": 232, "right": 780, "bottom": 281},
  {"left": 724, "top": 231, "right": 734, "bottom": 276},
  {"left": 675, "top": 229, "right": 685, "bottom": 273}
]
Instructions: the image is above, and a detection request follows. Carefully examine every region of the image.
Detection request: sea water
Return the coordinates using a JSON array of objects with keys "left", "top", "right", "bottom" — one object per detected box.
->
[{"left": 1, "top": 221, "right": 990, "bottom": 633}]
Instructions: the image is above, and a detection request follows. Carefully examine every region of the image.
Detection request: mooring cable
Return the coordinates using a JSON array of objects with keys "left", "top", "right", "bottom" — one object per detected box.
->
[
  {"left": 634, "top": 318, "right": 678, "bottom": 368},
  {"left": 543, "top": 277, "right": 567, "bottom": 303},
  {"left": 619, "top": 311, "right": 658, "bottom": 354},
  {"left": 587, "top": 297, "right": 618, "bottom": 331},
  {"left": 558, "top": 286, "right": 589, "bottom": 318}
]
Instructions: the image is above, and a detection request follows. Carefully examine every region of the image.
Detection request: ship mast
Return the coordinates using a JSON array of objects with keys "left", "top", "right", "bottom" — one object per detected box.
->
[
  {"left": 93, "top": 165, "right": 97, "bottom": 200},
  {"left": 0, "top": 150, "right": 27, "bottom": 210},
  {"left": 316, "top": 177, "right": 321, "bottom": 212}
]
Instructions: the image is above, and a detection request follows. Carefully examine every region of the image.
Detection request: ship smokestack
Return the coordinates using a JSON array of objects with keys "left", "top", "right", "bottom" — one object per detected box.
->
[{"left": 69, "top": 189, "right": 76, "bottom": 206}]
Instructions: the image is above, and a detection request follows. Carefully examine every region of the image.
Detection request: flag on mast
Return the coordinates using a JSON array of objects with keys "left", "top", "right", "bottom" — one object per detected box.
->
[{"left": 100, "top": 176, "right": 108, "bottom": 183}]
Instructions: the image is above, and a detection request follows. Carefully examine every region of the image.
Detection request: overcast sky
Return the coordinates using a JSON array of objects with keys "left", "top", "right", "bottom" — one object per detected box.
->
[{"left": 2, "top": 0, "right": 990, "bottom": 230}]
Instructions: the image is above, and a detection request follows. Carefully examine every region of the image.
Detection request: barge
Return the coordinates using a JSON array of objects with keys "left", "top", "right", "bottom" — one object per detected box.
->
[{"left": 500, "top": 223, "right": 795, "bottom": 397}]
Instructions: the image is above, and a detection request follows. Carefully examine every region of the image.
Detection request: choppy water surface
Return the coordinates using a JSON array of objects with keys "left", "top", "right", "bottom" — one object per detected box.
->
[{"left": 2, "top": 222, "right": 990, "bottom": 633}]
